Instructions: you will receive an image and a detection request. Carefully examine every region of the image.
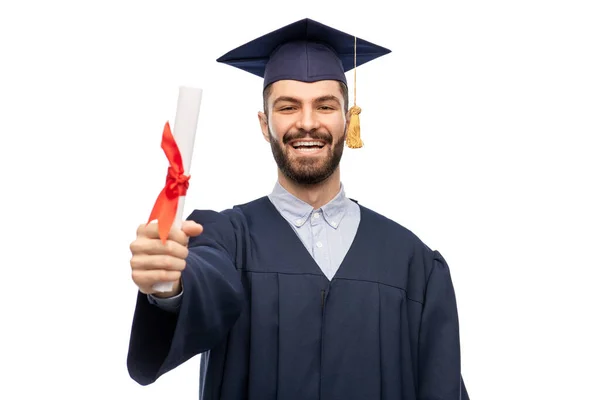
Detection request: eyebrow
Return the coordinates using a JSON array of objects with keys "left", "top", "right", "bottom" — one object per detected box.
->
[
  {"left": 272, "top": 96, "right": 301, "bottom": 106},
  {"left": 272, "top": 95, "right": 341, "bottom": 106},
  {"left": 314, "top": 95, "right": 341, "bottom": 105}
]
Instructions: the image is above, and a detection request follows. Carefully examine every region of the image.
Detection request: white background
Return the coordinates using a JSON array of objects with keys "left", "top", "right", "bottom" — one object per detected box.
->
[{"left": 1, "top": 0, "right": 599, "bottom": 399}]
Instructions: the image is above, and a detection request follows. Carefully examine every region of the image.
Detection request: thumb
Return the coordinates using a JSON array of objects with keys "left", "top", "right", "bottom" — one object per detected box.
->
[{"left": 182, "top": 220, "right": 203, "bottom": 237}]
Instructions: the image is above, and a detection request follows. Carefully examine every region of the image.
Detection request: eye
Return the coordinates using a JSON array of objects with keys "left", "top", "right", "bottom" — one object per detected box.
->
[
  {"left": 278, "top": 106, "right": 296, "bottom": 112},
  {"left": 318, "top": 105, "right": 336, "bottom": 111}
]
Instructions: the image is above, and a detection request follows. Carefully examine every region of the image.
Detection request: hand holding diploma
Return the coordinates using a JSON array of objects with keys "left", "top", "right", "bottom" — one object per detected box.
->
[
  {"left": 129, "top": 86, "right": 203, "bottom": 297},
  {"left": 129, "top": 220, "right": 203, "bottom": 297}
]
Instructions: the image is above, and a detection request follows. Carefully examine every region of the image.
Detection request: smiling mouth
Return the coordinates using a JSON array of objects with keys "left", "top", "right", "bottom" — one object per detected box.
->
[{"left": 290, "top": 140, "right": 326, "bottom": 151}]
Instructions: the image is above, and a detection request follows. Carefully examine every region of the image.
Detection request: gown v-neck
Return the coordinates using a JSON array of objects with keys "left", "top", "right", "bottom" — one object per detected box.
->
[{"left": 260, "top": 196, "right": 366, "bottom": 283}]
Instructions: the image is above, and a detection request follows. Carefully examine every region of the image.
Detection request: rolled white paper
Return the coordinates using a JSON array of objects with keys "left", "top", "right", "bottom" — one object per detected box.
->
[{"left": 153, "top": 86, "right": 203, "bottom": 293}]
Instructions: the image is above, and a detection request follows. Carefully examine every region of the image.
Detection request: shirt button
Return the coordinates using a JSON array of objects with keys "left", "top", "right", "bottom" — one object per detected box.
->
[
  {"left": 295, "top": 219, "right": 303, "bottom": 226},
  {"left": 331, "top": 221, "right": 337, "bottom": 227},
  {"left": 316, "top": 241, "right": 323, "bottom": 248},
  {"left": 313, "top": 213, "right": 320, "bottom": 219}
]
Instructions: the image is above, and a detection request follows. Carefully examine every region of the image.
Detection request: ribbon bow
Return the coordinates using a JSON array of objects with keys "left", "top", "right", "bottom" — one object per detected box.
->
[{"left": 147, "top": 122, "right": 190, "bottom": 243}]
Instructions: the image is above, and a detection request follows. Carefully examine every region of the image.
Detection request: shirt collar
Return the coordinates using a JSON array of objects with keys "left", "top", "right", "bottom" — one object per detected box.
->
[{"left": 268, "top": 181, "right": 351, "bottom": 229}]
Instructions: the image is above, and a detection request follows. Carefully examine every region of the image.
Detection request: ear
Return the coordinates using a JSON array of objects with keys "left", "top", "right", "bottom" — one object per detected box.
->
[{"left": 258, "top": 111, "right": 271, "bottom": 143}]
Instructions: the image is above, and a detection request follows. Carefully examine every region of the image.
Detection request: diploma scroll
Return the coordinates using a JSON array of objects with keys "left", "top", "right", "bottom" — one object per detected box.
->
[{"left": 151, "top": 86, "right": 203, "bottom": 293}]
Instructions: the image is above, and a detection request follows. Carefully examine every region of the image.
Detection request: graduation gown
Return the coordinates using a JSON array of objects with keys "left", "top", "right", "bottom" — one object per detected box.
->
[{"left": 127, "top": 197, "right": 469, "bottom": 399}]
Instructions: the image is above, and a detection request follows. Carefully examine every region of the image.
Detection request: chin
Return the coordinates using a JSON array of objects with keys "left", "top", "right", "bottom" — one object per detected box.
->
[{"left": 285, "top": 163, "right": 337, "bottom": 186}]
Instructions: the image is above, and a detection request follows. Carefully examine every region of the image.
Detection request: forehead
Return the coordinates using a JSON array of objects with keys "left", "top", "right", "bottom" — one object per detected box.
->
[{"left": 268, "top": 79, "right": 343, "bottom": 101}]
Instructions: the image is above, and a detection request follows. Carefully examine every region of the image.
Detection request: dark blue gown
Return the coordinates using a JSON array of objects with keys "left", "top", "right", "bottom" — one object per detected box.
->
[{"left": 127, "top": 197, "right": 469, "bottom": 399}]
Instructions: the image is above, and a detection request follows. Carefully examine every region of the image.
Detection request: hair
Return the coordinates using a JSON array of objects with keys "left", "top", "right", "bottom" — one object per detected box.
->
[{"left": 262, "top": 81, "right": 349, "bottom": 116}]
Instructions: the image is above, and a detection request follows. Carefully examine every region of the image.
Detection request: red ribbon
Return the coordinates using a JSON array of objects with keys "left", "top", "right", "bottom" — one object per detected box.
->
[{"left": 147, "top": 122, "right": 190, "bottom": 243}]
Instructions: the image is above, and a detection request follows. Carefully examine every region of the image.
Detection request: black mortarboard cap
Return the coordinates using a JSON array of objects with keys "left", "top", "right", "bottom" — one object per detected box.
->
[{"left": 216, "top": 18, "right": 391, "bottom": 89}]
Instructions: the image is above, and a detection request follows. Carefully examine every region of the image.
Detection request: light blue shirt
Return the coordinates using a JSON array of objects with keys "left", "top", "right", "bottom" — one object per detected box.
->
[
  {"left": 267, "top": 181, "right": 360, "bottom": 280},
  {"left": 148, "top": 181, "right": 360, "bottom": 312}
]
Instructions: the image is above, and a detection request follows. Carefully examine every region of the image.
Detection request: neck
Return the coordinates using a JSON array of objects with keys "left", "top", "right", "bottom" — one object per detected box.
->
[{"left": 278, "top": 168, "right": 342, "bottom": 209}]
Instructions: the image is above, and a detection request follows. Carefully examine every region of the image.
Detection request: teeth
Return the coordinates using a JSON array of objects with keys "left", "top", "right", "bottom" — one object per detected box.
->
[{"left": 292, "top": 141, "right": 324, "bottom": 148}]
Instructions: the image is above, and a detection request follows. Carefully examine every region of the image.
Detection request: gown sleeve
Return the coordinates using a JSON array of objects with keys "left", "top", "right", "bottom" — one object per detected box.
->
[
  {"left": 418, "top": 250, "right": 470, "bottom": 400},
  {"left": 126, "top": 209, "right": 245, "bottom": 385}
]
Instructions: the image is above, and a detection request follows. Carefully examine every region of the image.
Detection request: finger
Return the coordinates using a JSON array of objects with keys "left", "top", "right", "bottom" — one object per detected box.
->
[
  {"left": 132, "top": 269, "right": 181, "bottom": 292},
  {"left": 182, "top": 220, "right": 203, "bottom": 237},
  {"left": 130, "top": 254, "right": 187, "bottom": 271},
  {"left": 137, "top": 222, "right": 188, "bottom": 244},
  {"left": 130, "top": 238, "right": 189, "bottom": 259}
]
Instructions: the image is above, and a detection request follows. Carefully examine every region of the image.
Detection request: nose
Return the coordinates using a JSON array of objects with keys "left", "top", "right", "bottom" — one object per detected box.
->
[{"left": 295, "top": 107, "right": 321, "bottom": 132}]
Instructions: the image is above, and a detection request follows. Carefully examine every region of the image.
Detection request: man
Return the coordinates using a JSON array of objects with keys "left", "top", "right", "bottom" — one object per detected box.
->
[{"left": 127, "top": 18, "right": 469, "bottom": 400}]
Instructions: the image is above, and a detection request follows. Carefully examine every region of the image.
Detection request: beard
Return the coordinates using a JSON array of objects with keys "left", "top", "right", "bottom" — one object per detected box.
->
[{"left": 269, "top": 126, "right": 346, "bottom": 186}]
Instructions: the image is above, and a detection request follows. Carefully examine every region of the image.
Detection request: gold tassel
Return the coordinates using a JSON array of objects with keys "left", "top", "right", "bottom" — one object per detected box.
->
[
  {"left": 346, "top": 105, "right": 363, "bottom": 148},
  {"left": 346, "top": 36, "right": 363, "bottom": 149}
]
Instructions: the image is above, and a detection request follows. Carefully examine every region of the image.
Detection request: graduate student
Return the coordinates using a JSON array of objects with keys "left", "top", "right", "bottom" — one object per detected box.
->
[{"left": 127, "top": 18, "right": 470, "bottom": 400}]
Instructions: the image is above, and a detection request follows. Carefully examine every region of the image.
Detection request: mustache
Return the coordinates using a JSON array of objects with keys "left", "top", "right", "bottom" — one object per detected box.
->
[{"left": 282, "top": 130, "right": 333, "bottom": 145}]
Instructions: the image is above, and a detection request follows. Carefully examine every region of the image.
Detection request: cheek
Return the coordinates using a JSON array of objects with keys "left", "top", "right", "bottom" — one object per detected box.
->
[
  {"left": 269, "top": 116, "right": 293, "bottom": 141},
  {"left": 324, "top": 115, "right": 347, "bottom": 136}
]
